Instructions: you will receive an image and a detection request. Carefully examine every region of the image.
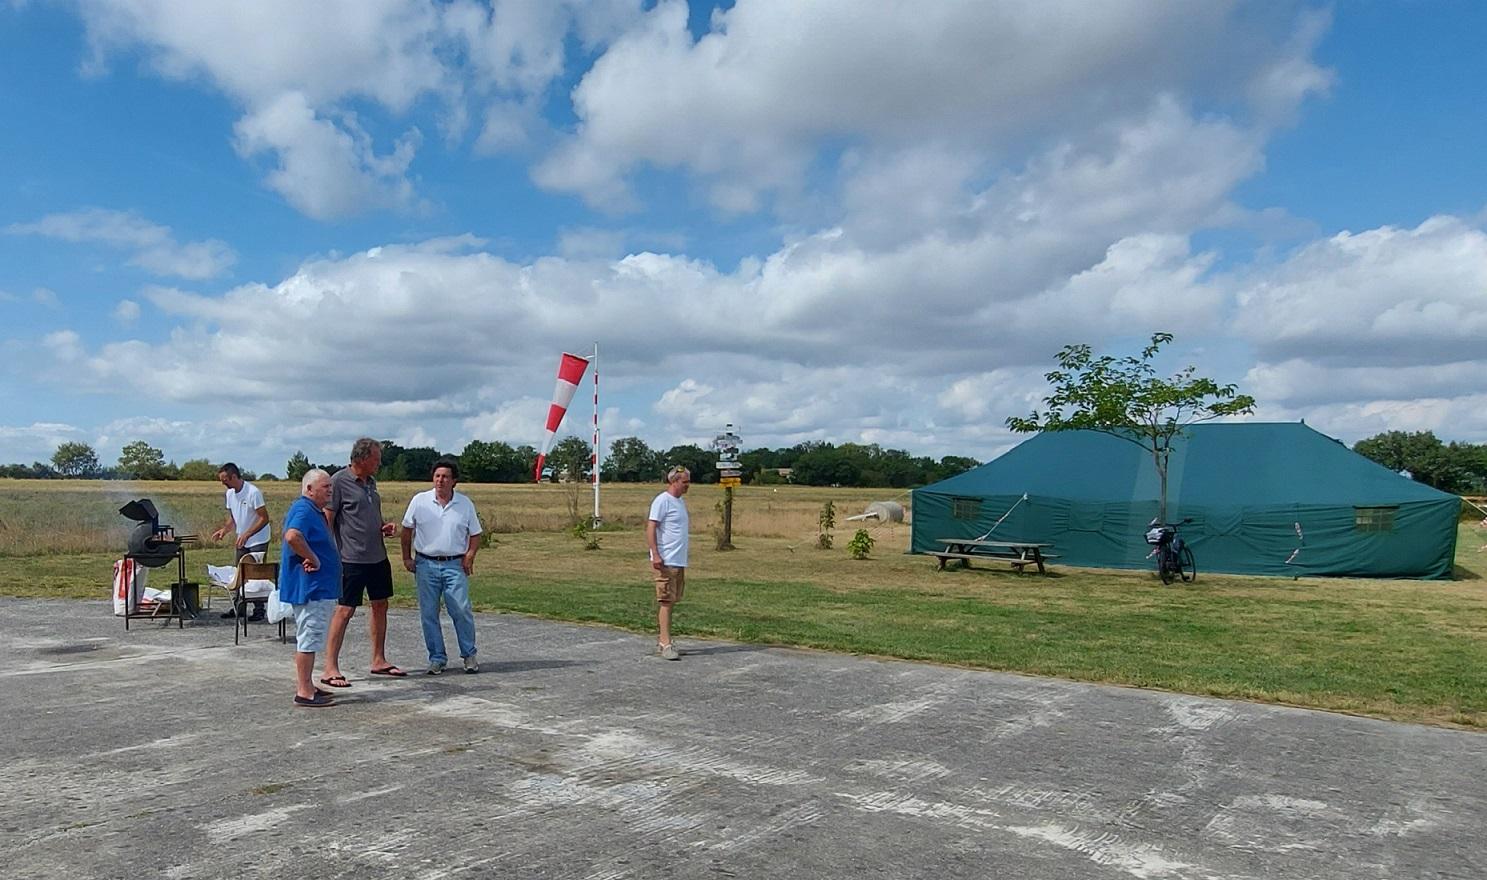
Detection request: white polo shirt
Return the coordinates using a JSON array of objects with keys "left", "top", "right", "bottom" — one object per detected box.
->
[
  {"left": 401, "top": 489, "right": 482, "bottom": 557},
  {"left": 226, "top": 481, "right": 271, "bottom": 547}
]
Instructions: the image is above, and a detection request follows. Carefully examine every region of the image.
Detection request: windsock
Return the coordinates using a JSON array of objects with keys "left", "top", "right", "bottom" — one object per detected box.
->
[{"left": 534, "top": 352, "right": 591, "bottom": 481}]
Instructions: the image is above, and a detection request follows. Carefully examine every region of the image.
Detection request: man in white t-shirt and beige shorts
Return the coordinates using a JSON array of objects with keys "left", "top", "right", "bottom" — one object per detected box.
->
[{"left": 646, "top": 466, "right": 691, "bottom": 661}]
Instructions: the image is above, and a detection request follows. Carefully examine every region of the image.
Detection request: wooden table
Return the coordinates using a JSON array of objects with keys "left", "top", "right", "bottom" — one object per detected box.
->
[{"left": 930, "top": 539, "right": 1058, "bottom": 574}]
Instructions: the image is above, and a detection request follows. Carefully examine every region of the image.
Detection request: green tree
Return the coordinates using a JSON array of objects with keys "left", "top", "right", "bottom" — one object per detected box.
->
[
  {"left": 1449, "top": 442, "right": 1487, "bottom": 494},
  {"left": 1353, "top": 431, "right": 1470, "bottom": 493},
  {"left": 662, "top": 444, "right": 715, "bottom": 483},
  {"left": 603, "top": 437, "right": 660, "bottom": 482},
  {"left": 396, "top": 447, "right": 443, "bottom": 483},
  {"left": 286, "top": 450, "right": 312, "bottom": 482},
  {"left": 512, "top": 445, "right": 539, "bottom": 482},
  {"left": 550, "top": 436, "right": 593, "bottom": 482},
  {"left": 460, "top": 440, "right": 504, "bottom": 482},
  {"left": 933, "top": 455, "right": 979, "bottom": 481},
  {"left": 117, "top": 440, "right": 170, "bottom": 480},
  {"left": 50, "top": 441, "right": 100, "bottom": 478},
  {"left": 1007, "top": 333, "right": 1255, "bottom": 522},
  {"left": 178, "top": 458, "right": 218, "bottom": 481}
]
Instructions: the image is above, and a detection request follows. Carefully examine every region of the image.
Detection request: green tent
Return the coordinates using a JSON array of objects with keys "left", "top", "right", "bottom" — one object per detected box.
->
[{"left": 911, "top": 423, "right": 1460, "bottom": 579}]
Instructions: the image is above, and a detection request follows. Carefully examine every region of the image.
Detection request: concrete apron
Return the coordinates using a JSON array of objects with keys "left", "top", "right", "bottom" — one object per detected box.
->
[{"left": 2, "top": 597, "right": 1483, "bottom": 880}]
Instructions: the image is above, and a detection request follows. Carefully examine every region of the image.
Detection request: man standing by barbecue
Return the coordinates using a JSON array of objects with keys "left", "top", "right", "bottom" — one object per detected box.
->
[
  {"left": 212, "top": 462, "right": 272, "bottom": 622},
  {"left": 646, "top": 465, "right": 691, "bottom": 661},
  {"left": 400, "top": 458, "right": 483, "bottom": 675},
  {"left": 319, "top": 438, "right": 405, "bottom": 688}
]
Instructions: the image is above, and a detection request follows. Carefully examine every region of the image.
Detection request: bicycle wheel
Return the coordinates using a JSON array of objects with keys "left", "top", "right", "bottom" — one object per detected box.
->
[
  {"left": 1159, "top": 550, "right": 1176, "bottom": 585},
  {"left": 1178, "top": 546, "right": 1196, "bottom": 583}
]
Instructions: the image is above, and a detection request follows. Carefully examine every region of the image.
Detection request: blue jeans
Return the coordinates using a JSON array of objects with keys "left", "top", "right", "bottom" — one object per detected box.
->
[{"left": 415, "top": 558, "right": 477, "bottom": 665}]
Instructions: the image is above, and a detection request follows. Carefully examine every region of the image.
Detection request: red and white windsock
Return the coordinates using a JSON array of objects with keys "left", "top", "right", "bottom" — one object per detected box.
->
[{"left": 534, "top": 352, "right": 591, "bottom": 481}]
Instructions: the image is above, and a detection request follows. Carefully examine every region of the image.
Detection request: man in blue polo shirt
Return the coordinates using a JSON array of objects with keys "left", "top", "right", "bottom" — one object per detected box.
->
[{"left": 280, "top": 468, "right": 342, "bottom": 708}]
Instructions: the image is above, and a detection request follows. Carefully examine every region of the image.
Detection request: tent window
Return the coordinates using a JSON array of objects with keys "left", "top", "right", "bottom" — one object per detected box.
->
[
  {"left": 1354, "top": 506, "right": 1397, "bottom": 533},
  {"left": 952, "top": 497, "right": 981, "bottom": 520}
]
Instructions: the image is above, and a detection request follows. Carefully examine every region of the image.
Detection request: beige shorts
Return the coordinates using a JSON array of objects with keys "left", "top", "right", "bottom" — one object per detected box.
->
[{"left": 653, "top": 564, "right": 685, "bottom": 604}]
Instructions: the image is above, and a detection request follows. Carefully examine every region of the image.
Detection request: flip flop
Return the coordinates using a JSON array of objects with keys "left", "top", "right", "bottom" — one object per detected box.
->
[
  {"left": 369, "top": 666, "right": 407, "bottom": 677},
  {"left": 319, "top": 675, "right": 352, "bottom": 688}
]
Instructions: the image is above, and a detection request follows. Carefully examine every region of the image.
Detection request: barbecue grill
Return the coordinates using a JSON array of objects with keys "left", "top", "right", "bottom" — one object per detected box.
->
[{"left": 119, "top": 498, "right": 200, "bottom": 628}]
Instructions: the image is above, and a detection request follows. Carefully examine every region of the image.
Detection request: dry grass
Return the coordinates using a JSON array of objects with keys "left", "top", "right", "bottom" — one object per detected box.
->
[{"left": 0, "top": 479, "right": 902, "bottom": 557}]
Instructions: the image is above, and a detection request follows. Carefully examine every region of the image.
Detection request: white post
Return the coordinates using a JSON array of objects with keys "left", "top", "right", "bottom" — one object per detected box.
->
[{"left": 591, "top": 341, "right": 601, "bottom": 526}]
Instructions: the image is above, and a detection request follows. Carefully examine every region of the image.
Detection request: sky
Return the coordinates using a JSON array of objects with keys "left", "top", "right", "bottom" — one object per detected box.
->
[{"left": 2, "top": 0, "right": 1486, "bottom": 477}]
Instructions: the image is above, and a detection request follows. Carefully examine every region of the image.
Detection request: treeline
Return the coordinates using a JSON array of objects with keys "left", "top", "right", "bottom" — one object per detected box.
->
[
  {"left": 1352, "top": 431, "right": 1487, "bottom": 495},
  {"left": 18, "top": 429, "right": 1487, "bottom": 493},
  {"left": 293, "top": 437, "right": 978, "bottom": 488},
  {"left": 0, "top": 440, "right": 259, "bottom": 481},
  {"left": 12, "top": 437, "right": 978, "bottom": 488}
]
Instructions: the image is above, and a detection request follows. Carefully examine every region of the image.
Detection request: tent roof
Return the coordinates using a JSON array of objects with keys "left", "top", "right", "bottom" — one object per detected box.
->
[{"left": 922, "top": 423, "right": 1457, "bottom": 507}]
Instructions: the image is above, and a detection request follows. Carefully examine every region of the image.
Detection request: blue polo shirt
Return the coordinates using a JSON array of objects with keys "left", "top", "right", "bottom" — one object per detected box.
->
[{"left": 278, "top": 496, "right": 341, "bottom": 604}]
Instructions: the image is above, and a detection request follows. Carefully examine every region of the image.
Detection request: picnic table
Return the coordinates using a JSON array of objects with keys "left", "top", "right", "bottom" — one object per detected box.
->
[{"left": 930, "top": 539, "right": 1059, "bottom": 575}]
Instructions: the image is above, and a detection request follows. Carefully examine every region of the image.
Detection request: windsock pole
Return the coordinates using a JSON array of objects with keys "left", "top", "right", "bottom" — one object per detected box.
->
[{"left": 591, "top": 342, "right": 601, "bottom": 525}]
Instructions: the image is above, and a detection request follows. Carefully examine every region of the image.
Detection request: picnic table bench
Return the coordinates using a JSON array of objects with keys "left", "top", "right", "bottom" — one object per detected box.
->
[{"left": 930, "top": 539, "right": 1060, "bottom": 575}]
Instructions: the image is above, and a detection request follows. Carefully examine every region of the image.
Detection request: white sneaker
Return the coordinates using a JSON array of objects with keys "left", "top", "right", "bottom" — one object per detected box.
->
[
  {"left": 658, "top": 643, "right": 680, "bottom": 661},
  {"left": 463, "top": 657, "right": 479, "bottom": 674}
]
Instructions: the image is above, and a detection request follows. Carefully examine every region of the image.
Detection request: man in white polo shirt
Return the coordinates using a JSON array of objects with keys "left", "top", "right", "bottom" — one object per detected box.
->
[
  {"left": 212, "top": 462, "right": 272, "bottom": 621},
  {"left": 400, "top": 458, "right": 483, "bottom": 675}
]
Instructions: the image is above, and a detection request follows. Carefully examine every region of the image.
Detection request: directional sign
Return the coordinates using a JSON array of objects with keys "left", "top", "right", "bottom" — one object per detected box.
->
[
  {"left": 719, "top": 468, "right": 743, "bottom": 478},
  {"left": 720, "top": 476, "right": 742, "bottom": 488}
]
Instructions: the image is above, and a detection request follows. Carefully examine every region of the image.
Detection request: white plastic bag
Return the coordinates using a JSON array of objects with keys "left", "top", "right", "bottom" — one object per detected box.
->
[{"left": 267, "top": 589, "right": 293, "bottom": 624}]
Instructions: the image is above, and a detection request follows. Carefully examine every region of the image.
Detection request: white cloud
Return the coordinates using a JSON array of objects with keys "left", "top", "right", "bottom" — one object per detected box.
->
[
  {"left": 6, "top": 208, "right": 236, "bottom": 279},
  {"left": 113, "top": 299, "right": 141, "bottom": 324},
  {"left": 233, "top": 92, "right": 422, "bottom": 220},
  {"left": 73, "top": 0, "right": 645, "bottom": 218},
  {"left": 0, "top": 422, "right": 87, "bottom": 465},
  {"left": 1234, "top": 216, "right": 1487, "bottom": 367},
  {"left": 33, "top": 287, "right": 61, "bottom": 308},
  {"left": 463, "top": 398, "right": 550, "bottom": 446},
  {"left": 537, "top": 0, "right": 1326, "bottom": 211},
  {"left": 1223, "top": 214, "right": 1487, "bottom": 443}
]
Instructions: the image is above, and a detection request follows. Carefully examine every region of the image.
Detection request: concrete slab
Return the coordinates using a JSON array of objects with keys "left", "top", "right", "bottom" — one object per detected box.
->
[{"left": 2, "top": 597, "right": 1484, "bottom": 879}]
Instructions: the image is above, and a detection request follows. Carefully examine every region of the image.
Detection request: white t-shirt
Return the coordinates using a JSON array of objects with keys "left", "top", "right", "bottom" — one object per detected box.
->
[
  {"left": 648, "top": 491, "right": 689, "bottom": 567},
  {"left": 401, "top": 489, "right": 483, "bottom": 557},
  {"left": 226, "top": 481, "right": 271, "bottom": 547}
]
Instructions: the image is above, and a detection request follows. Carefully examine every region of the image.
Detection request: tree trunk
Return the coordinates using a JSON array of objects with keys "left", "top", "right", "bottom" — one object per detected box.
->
[{"left": 1155, "top": 449, "right": 1169, "bottom": 523}]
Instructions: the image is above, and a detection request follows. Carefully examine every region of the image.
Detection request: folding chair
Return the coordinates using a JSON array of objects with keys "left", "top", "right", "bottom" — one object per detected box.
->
[{"left": 232, "top": 560, "right": 285, "bottom": 645}]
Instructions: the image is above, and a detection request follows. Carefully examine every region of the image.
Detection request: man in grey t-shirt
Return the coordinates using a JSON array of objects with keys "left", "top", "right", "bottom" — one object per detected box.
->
[{"left": 318, "top": 437, "right": 405, "bottom": 688}]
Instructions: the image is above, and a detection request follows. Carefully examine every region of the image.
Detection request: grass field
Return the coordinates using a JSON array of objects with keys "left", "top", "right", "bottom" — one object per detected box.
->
[{"left": 4, "top": 479, "right": 1486, "bottom": 728}]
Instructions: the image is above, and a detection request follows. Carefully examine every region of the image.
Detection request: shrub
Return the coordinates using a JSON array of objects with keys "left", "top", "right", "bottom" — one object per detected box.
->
[
  {"left": 816, "top": 500, "right": 835, "bottom": 550},
  {"left": 847, "top": 528, "right": 875, "bottom": 560}
]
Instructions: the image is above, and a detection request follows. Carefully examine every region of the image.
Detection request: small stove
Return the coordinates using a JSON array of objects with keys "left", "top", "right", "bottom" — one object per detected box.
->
[{"left": 119, "top": 499, "right": 199, "bottom": 627}]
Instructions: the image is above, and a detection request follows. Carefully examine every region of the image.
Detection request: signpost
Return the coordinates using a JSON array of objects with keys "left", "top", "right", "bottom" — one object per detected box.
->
[{"left": 713, "top": 424, "right": 742, "bottom": 549}]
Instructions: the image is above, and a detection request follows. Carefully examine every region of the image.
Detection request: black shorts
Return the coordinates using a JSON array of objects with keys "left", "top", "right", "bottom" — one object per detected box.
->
[
  {"left": 234, "top": 543, "right": 269, "bottom": 563},
  {"left": 339, "top": 559, "right": 394, "bottom": 607}
]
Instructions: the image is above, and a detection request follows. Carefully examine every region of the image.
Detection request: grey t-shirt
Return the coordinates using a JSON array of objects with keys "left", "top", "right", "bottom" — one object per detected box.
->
[{"left": 330, "top": 467, "right": 388, "bottom": 564}]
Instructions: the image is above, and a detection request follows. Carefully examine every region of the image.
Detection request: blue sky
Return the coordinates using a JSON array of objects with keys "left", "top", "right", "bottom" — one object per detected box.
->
[{"left": 2, "top": 0, "right": 1485, "bottom": 477}]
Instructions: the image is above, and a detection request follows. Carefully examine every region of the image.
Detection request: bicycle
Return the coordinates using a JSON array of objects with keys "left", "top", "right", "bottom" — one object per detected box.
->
[{"left": 1145, "top": 518, "right": 1196, "bottom": 585}]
